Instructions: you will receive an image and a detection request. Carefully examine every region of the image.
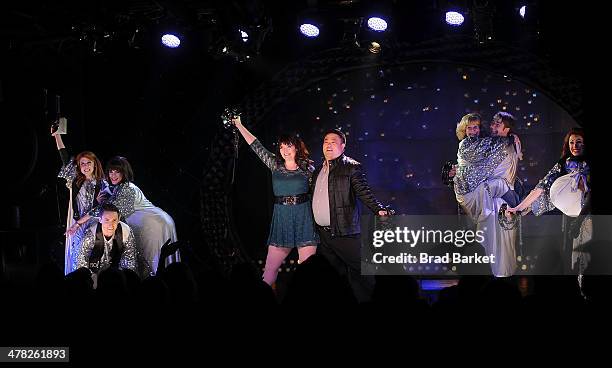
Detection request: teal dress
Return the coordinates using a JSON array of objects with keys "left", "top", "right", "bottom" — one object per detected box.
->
[{"left": 250, "top": 140, "right": 318, "bottom": 248}]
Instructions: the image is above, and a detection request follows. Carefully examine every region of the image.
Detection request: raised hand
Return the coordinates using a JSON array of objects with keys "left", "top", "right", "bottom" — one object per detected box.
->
[{"left": 221, "top": 107, "right": 241, "bottom": 129}]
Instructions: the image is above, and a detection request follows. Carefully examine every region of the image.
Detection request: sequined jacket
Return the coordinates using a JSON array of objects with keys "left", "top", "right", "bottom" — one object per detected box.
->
[
  {"left": 454, "top": 136, "right": 514, "bottom": 195},
  {"left": 57, "top": 148, "right": 105, "bottom": 220},
  {"left": 89, "top": 181, "right": 136, "bottom": 220},
  {"left": 311, "top": 154, "right": 385, "bottom": 237},
  {"left": 74, "top": 220, "right": 136, "bottom": 272},
  {"left": 532, "top": 156, "right": 590, "bottom": 216}
]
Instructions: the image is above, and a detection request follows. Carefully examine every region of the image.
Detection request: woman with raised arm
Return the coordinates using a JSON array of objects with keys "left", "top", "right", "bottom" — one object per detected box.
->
[
  {"left": 73, "top": 156, "right": 179, "bottom": 279},
  {"left": 52, "top": 128, "right": 106, "bottom": 274},
  {"left": 232, "top": 116, "right": 318, "bottom": 287}
]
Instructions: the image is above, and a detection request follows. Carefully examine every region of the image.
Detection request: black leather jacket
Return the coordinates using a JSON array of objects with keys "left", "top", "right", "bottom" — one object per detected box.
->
[{"left": 311, "top": 154, "right": 384, "bottom": 237}]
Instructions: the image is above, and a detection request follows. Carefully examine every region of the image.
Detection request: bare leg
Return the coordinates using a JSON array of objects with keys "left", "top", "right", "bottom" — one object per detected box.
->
[
  {"left": 262, "top": 245, "right": 292, "bottom": 286},
  {"left": 297, "top": 245, "right": 317, "bottom": 264}
]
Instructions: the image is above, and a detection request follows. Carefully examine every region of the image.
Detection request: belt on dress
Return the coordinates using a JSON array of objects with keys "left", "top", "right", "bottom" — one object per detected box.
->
[{"left": 274, "top": 194, "right": 309, "bottom": 205}]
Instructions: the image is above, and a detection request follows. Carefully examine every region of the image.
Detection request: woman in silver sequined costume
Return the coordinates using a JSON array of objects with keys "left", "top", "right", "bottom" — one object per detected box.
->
[
  {"left": 507, "top": 128, "right": 590, "bottom": 274},
  {"left": 454, "top": 112, "right": 522, "bottom": 277},
  {"left": 52, "top": 128, "right": 107, "bottom": 275},
  {"left": 86, "top": 156, "right": 179, "bottom": 279}
]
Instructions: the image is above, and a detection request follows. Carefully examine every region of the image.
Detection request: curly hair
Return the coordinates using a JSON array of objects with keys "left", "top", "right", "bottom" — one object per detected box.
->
[
  {"left": 561, "top": 127, "right": 586, "bottom": 159},
  {"left": 456, "top": 113, "right": 482, "bottom": 140}
]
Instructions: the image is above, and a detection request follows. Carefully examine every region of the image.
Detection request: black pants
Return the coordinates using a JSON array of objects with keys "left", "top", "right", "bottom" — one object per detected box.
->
[{"left": 317, "top": 227, "right": 375, "bottom": 303}]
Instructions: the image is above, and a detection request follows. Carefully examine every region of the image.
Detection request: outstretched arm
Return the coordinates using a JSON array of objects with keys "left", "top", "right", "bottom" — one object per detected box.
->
[
  {"left": 507, "top": 188, "right": 543, "bottom": 213},
  {"left": 507, "top": 162, "right": 562, "bottom": 215},
  {"left": 350, "top": 164, "right": 387, "bottom": 216},
  {"left": 66, "top": 214, "right": 92, "bottom": 236},
  {"left": 51, "top": 126, "right": 66, "bottom": 148},
  {"left": 232, "top": 116, "right": 277, "bottom": 170},
  {"left": 232, "top": 116, "right": 256, "bottom": 145},
  {"left": 52, "top": 126, "right": 72, "bottom": 166},
  {"left": 53, "top": 133, "right": 66, "bottom": 150}
]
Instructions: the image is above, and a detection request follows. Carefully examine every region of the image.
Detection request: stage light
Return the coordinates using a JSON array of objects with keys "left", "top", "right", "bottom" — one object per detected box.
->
[
  {"left": 299, "top": 23, "right": 320, "bottom": 38},
  {"left": 161, "top": 34, "right": 181, "bottom": 48},
  {"left": 445, "top": 11, "right": 465, "bottom": 26},
  {"left": 367, "top": 17, "right": 388, "bottom": 32},
  {"left": 239, "top": 29, "right": 249, "bottom": 42},
  {"left": 519, "top": 5, "right": 526, "bottom": 18},
  {"left": 368, "top": 41, "right": 381, "bottom": 54}
]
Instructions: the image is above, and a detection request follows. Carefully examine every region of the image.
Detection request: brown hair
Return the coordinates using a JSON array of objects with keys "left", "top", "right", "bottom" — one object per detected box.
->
[
  {"left": 277, "top": 134, "right": 311, "bottom": 165},
  {"left": 561, "top": 127, "right": 585, "bottom": 159},
  {"left": 492, "top": 111, "right": 516, "bottom": 131},
  {"left": 74, "top": 151, "right": 105, "bottom": 187}
]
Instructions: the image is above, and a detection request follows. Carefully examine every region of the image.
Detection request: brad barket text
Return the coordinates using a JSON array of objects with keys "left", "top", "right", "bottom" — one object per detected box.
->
[{"left": 371, "top": 252, "right": 496, "bottom": 264}]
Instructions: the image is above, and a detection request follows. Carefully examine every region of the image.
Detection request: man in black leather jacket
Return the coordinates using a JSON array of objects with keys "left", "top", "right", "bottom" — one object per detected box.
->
[{"left": 311, "top": 129, "right": 388, "bottom": 302}]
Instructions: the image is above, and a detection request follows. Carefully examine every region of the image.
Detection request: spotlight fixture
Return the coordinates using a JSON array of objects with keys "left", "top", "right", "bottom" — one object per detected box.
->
[
  {"left": 161, "top": 34, "right": 181, "bottom": 48},
  {"left": 299, "top": 23, "right": 320, "bottom": 38},
  {"left": 367, "top": 17, "right": 388, "bottom": 32},
  {"left": 445, "top": 11, "right": 465, "bottom": 26}
]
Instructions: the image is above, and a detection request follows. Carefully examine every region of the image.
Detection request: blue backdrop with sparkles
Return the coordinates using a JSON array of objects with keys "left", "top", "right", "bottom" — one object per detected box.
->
[
  {"left": 260, "top": 62, "right": 577, "bottom": 214},
  {"left": 233, "top": 62, "right": 578, "bottom": 255}
]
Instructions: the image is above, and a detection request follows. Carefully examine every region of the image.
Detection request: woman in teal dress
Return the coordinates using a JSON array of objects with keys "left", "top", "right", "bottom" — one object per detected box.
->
[{"left": 232, "top": 116, "right": 318, "bottom": 286}]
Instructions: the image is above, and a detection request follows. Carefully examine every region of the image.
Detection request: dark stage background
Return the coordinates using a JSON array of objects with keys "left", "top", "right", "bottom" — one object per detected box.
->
[{"left": 0, "top": 0, "right": 606, "bottom": 276}]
